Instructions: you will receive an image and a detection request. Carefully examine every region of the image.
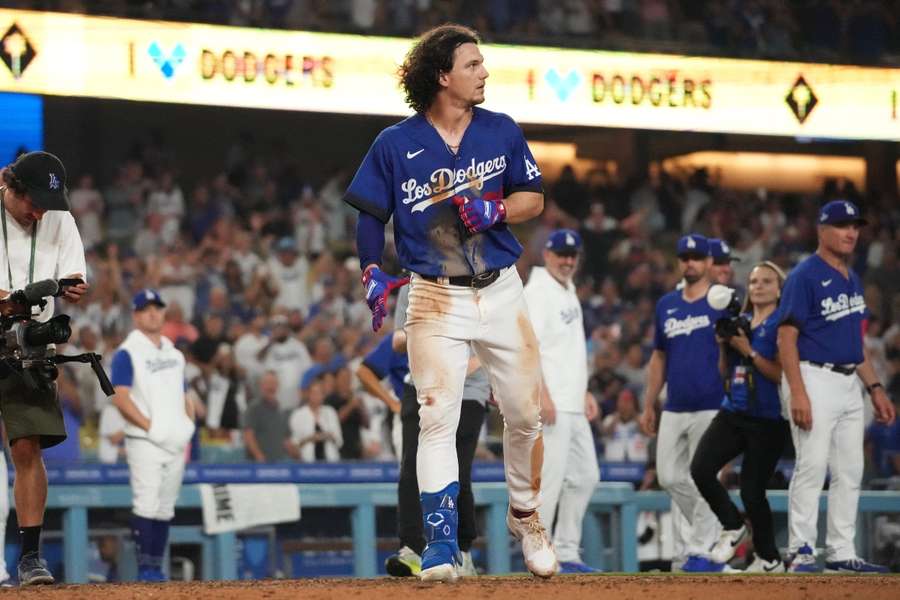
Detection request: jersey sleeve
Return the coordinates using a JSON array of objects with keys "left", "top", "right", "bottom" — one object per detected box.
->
[
  {"left": 753, "top": 319, "right": 779, "bottom": 360},
  {"left": 343, "top": 133, "right": 395, "bottom": 224},
  {"left": 361, "top": 334, "right": 394, "bottom": 380},
  {"left": 502, "top": 117, "right": 543, "bottom": 195},
  {"left": 110, "top": 349, "right": 134, "bottom": 387},
  {"left": 777, "top": 272, "right": 812, "bottom": 329},
  {"left": 653, "top": 301, "right": 667, "bottom": 352}
]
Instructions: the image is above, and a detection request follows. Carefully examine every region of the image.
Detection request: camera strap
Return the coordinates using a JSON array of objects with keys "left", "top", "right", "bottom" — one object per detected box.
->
[{"left": 0, "top": 196, "right": 37, "bottom": 289}]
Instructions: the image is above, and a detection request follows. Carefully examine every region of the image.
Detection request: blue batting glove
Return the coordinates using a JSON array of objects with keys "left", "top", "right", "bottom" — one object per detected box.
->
[
  {"left": 361, "top": 266, "right": 409, "bottom": 332},
  {"left": 453, "top": 195, "right": 507, "bottom": 233}
]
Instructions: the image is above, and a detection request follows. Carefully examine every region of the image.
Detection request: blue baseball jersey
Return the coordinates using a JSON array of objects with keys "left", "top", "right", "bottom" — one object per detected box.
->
[
  {"left": 653, "top": 290, "right": 727, "bottom": 411},
  {"left": 777, "top": 253, "right": 866, "bottom": 365},
  {"left": 362, "top": 333, "right": 409, "bottom": 399},
  {"left": 343, "top": 107, "right": 543, "bottom": 277},
  {"left": 721, "top": 314, "right": 783, "bottom": 420},
  {"left": 866, "top": 420, "right": 900, "bottom": 477}
]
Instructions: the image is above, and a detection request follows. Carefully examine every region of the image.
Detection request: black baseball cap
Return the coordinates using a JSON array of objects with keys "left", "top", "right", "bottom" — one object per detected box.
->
[{"left": 8, "top": 151, "right": 70, "bottom": 211}]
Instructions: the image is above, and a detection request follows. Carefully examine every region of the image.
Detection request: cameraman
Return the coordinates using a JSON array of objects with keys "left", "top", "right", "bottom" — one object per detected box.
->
[
  {"left": 689, "top": 261, "right": 788, "bottom": 572},
  {"left": 0, "top": 152, "right": 88, "bottom": 586}
]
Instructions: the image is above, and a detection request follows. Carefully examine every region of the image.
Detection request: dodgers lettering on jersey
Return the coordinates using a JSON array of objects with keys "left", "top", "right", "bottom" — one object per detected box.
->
[
  {"left": 653, "top": 290, "right": 726, "bottom": 411},
  {"left": 777, "top": 254, "right": 867, "bottom": 365},
  {"left": 343, "top": 107, "right": 543, "bottom": 277},
  {"left": 721, "top": 313, "right": 782, "bottom": 420}
]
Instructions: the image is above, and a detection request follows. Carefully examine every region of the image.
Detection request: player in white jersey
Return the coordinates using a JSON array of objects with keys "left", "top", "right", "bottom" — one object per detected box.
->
[
  {"left": 777, "top": 201, "right": 895, "bottom": 573},
  {"left": 524, "top": 229, "right": 601, "bottom": 573},
  {"left": 110, "top": 289, "right": 195, "bottom": 582}
]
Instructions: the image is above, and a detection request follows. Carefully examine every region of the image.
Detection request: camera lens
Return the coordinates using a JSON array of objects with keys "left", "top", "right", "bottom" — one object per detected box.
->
[{"left": 24, "top": 315, "right": 72, "bottom": 347}]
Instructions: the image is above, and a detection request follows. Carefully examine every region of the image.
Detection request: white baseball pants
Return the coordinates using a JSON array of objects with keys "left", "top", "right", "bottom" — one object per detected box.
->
[
  {"left": 407, "top": 267, "right": 544, "bottom": 511},
  {"left": 784, "top": 363, "right": 864, "bottom": 561},
  {"left": 126, "top": 438, "right": 187, "bottom": 520},
  {"left": 656, "top": 409, "right": 719, "bottom": 556},
  {"left": 538, "top": 411, "right": 599, "bottom": 562}
]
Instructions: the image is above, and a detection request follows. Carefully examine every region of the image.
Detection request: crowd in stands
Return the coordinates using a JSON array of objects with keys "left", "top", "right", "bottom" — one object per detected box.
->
[
  {"left": 4, "top": 0, "right": 899, "bottom": 65},
  {"left": 32, "top": 129, "right": 900, "bottom": 492}
]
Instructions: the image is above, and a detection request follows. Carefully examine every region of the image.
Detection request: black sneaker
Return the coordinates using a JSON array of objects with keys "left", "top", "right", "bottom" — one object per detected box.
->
[{"left": 17, "top": 553, "right": 55, "bottom": 586}]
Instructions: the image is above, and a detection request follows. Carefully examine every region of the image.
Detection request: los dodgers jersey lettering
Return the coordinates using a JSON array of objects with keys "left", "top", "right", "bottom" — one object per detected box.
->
[
  {"left": 653, "top": 290, "right": 727, "bottom": 411},
  {"left": 343, "top": 107, "right": 543, "bottom": 277},
  {"left": 777, "top": 253, "right": 867, "bottom": 365}
]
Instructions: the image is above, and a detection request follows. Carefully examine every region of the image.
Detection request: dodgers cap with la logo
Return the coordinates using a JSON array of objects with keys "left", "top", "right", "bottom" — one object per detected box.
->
[
  {"left": 546, "top": 228, "right": 582, "bottom": 254},
  {"left": 132, "top": 288, "right": 167, "bottom": 311},
  {"left": 7, "top": 151, "right": 70, "bottom": 211},
  {"left": 676, "top": 233, "right": 710, "bottom": 258},
  {"left": 818, "top": 200, "right": 868, "bottom": 226}
]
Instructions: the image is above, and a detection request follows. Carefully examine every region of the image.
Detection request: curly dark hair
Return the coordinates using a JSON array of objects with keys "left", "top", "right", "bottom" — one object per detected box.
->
[
  {"left": 1, "top": 165, "right": 27, "bottom": 196},
  {"left": 398, "top": 24, "right": 481, "bottom": 114}
]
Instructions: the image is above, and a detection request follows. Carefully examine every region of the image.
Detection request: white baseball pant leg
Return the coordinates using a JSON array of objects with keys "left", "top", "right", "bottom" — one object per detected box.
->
[
  {"left": 785, "top": 364, "right": 864, "bottom": 560},
  {"left": 538, "top": 411, "right": 599, "bottom": 562},
  {"left": 0, "top": 452, "right": 8, "bottom": 580},
  {"left": 408, "top": 268, "right": 544, "bottom": 511},
  {"left": 656, "top": 409, "right": 719, "bottom": 556},
  {"left": 126, "top": 438, "right": 188, "bottom": 521}
]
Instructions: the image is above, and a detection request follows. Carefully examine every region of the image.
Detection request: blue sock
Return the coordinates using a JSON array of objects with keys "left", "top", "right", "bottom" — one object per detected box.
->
[
  {"left": 151, "top": 519, "right": 170, "bottom": 573},
  {"left": 420, "top": 482, "right": 460, "bottom": 567},
  {"left": 130, "top": 515, "right": 157, "bottom": 570}
]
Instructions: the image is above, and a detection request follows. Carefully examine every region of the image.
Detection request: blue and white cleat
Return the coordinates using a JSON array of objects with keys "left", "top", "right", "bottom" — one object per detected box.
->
[
  {"left": 559, "top": 561, "right": 601, "bottom": 574},
  {"left": 824, "top": 558, "right": 888, "bottom": 574},
  {"left": 787, "top": 544, "right": 819, "bottom": 573},
  {"left": 681, "top": 554, "right": 725, "bottom": 573}
]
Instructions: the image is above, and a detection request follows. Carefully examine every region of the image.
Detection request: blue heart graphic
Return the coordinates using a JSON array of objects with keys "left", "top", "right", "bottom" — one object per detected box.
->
[
  {"left": 545, "top": 68, "right": 581, "bottom": 102},
  {"left": 148, "top": 42, "right": 186, "bottom": 79}
]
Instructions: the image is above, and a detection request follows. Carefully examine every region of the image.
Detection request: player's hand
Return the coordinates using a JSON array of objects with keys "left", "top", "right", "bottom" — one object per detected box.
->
[
  {"left": 361, "top": 266, "right": 409, "bottom": 332},
  {"left": 790, "top": 391, "right": 813, "bottom": 431},
  {"left": 871, "top": 387, "right": 896, "bottom": 425},
  {"left": 728, "top": 330, "right": 753, "bottom": 358},
  {"left": 640, "top": 406, "right": 657, "bottom": 437},
  {"left": 584, "top": 391, "right": 599, "bottom": 422},
  {"left": 452, "top": 195, "right": 506, "bottom": 233}
]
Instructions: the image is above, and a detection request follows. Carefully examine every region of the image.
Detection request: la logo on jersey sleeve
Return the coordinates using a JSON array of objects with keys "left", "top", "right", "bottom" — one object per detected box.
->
[{"left": 525, "top": 157, "right": 541, "bottom": 181}]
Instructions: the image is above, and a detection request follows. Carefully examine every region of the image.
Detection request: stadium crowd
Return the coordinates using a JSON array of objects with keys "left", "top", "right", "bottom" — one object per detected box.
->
[
  {"left": 28, "top": 133, "right": 898, "bottom": 490},
  {"left": 3, "top": 0, "right": 899, "bottom": 65}
]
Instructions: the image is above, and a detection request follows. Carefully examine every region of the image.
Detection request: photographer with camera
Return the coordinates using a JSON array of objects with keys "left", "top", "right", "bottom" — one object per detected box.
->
[
  {"left": 689, "top": 261, "right": 789, "bottom": 573},
  {"left": 0, "top": 151, "right": 88, "bottom": 586}
]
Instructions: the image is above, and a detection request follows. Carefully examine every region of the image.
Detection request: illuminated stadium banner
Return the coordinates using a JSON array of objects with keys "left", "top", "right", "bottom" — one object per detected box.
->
[{"left": 1, "top": 8, "right": 899, "bottom": 140}]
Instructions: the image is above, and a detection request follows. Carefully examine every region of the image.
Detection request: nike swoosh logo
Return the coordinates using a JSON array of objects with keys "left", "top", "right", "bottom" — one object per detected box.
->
[
  {"left": 666, "top": 308, "right": 678, "bottom": 315},
  {"left": 406, "top": 149, "right": 424, "bottom": 159},
  {"left": 763, "top": 562, "right": 781, "bottom": 572},
  {"left": 821, "top": 279, "right": 832, "bottom": 287}
]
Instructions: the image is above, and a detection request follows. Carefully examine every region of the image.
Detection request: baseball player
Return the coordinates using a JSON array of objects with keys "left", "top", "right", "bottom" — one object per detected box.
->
[
  {"left": 524, "top": 229, "right": 600, "bottom": 573},
  {"left": 111, "top": 289, "right": 195, "bottom": 582},
  {"left": 690, "top": 261, "right": 789, "bottom": 573},
  {"left": 343, "top": 24, "right": 556, "bottom": 581},
  {"left": 708, "top": 239, "right": 739, "bottom": 287},
  {"left": 778, "top": 200, "right": 895, "bottom": 573},
  {"left": 639, "top": 234, "right": 727, "bottom": 572}
]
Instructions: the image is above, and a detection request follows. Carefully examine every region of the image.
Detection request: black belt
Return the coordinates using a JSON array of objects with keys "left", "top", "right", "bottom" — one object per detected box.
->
[
  {"left": 421, "top": 268, "right": 501, "bottom": 289},
  {"left": 804, "top": 361, "right": 857, "bottom": 376}
]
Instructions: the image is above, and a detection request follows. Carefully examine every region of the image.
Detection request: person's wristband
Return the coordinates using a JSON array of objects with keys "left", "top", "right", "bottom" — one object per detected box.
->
[
  {"left": 866, "top": 382, "right": 884, "bottom": 395},
  {"left": 747, "top": 350, "right": 757, "bottom": 361},
  {"left": 496, "top": 199, "right": 507, "bottom": 222}
]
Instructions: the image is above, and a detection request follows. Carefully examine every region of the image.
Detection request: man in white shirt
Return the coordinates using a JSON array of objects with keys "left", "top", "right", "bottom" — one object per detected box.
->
[
  {"left": 0, "top": 151, "right": 88, "bottom": 586},
  {"left": 258, "top": 315, "right": 312, "bottom": 411},
  {"left": 524, "top": 229, "right": 601, "bottom": 573}
]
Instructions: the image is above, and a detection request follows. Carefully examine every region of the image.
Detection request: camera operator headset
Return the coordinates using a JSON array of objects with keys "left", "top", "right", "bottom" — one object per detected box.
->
[
  {"left": 0, "top": 151, "right": 88, "bottom": 586},
  {"left": 689, "top": 261, "right": 788, "bottom": 573}
]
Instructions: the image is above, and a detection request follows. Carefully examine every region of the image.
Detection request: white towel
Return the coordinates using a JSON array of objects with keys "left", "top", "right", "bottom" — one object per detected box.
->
[{"left": 199, "top": 484, "right": 301, "bottom": 534}]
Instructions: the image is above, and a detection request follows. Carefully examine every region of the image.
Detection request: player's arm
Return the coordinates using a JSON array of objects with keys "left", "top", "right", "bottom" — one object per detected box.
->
[
  {"left": 857, "top": 345, "right": 896, "bottom": 425},
  {"left": 109, "top": 349, "right": 150, "bottom": 431},
  {"left": 640, "top": 349, "right": 666, "bottom": 436},
  {"left": 243, "top": 428, "right": 267, "bottom": 462},
  {"left": 355, "top": 362, "right": 400, "bottom": 414},
  {"left": 777, "top": 324, "right": 812, "bottom": 431}
]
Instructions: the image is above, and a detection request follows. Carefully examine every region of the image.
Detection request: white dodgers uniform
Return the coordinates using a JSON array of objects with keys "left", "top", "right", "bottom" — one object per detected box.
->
[
  {"left": 778, "top": 253, "right": 868, "bottom": 562},
  {"left": 111, "top": 330, "right": 194, "bottom": 521},
  {"left": 524, "top": 266, "right": 599, "bottom": 564}
]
